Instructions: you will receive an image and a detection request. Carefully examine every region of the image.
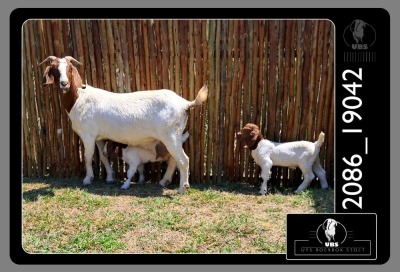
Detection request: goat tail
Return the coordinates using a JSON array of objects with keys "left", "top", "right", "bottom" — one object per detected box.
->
[
  {"left": 181, "top": 131, "right": 190, "bottom": 144},
  {"left": 315, "top": 131, "right": 325, "bottom": 148},
  {"left": 187, "top": 85, "right": 208, "bottom": 108}
]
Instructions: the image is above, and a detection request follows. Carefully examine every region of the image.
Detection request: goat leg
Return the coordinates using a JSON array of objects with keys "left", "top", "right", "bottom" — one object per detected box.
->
[
  {"left": 95, "top": 140, "right": 115, "bottom": 183},
  {"left": 159, "top": 157, "right": 177, "bottom": 187},
  {"left": 137, "top": 164, "right": 145, "bottom": 185}
]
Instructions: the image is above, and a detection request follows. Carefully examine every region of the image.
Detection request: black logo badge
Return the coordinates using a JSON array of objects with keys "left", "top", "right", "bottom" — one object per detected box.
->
[
  {"left": 287, "top": 214, "right": 376, "bottom": 260},
  {"left": 343, "top": 19, "right": 376, "bottom": 49}
]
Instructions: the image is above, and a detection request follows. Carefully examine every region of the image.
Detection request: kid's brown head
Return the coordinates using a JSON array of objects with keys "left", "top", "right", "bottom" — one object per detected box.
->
[
  {"left": 155, "top": 142, "right": 170, "bottom": 160},
  {"left": 236, "top": 123, "right": 264, "bottom": 150},
  {"left": 104, "top": 141, "right": 127, "bottom": 160}
]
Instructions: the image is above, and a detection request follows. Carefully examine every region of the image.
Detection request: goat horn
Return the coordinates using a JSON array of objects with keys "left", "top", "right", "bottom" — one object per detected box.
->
[
  {"left": 65, "top": 56, "right": 83, "bottom": 66},
  {"left": 39, "top": 56, "right": 57, "bottom": 65}
]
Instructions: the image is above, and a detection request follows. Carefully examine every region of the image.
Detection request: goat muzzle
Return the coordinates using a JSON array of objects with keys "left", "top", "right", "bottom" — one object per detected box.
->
[{"left": 59, "top": 82, "right": 70, "bottom": 93}]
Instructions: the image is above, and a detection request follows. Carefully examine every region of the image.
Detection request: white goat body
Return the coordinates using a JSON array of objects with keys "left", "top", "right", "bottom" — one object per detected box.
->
[
  {"left": 252, "top": 140, "right": 323, "bottom": 170},
  {"left": 70, "top": 86, "right": 199, "bottom": 146}
]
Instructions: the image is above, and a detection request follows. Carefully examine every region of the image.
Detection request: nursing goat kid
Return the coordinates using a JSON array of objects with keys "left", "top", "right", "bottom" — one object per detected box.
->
[
  {"left": 103, "top": 132, "right": 189, "bottom": 190},
  {"left": 40, "top": 56, "right": 208, "bottom": 194},
  {"left": 236, "top": 123, "right": 328, "bottom": 195}
]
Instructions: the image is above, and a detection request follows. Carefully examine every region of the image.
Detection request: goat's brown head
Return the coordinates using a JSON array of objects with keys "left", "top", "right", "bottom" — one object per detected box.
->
[
  {"left": 40, "top": 56, "right": 83, "bottom": 93},
  {"left": 103, "top": 141, "right": 128, "bottom": 161},
  {"left": 236, "top": 123, "right": 264, "bottom": 150}
]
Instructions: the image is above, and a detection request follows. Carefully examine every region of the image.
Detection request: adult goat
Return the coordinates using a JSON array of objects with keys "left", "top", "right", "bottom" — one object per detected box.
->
[{"left": 40, "top": 56, "right": 208, "bottom": 194}]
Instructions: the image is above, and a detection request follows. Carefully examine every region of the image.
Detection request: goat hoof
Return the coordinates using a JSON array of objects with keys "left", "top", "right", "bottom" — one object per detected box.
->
[
  {"left": 83, "top": 176, "right": 93, "bottom": 186},
  {"left": 178, "top": 187, "right": 185, "bottom": 194},
  {"left": 159, "top": 179, "right": 169, "bottom": 187},
  {"left": 120, "top": 186, "right": 129, "bottom": 191},
  {"left": 183, "top": 183, "right": 190, "bottom": 189},
  {"left": 106, "top": 173, "right": 115, "bottom": 184}
]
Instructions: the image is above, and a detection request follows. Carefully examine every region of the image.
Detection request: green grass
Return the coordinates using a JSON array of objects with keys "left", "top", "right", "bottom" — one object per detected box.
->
[{"left": 22, "top": 177, "right": 333, "bottom": 253}]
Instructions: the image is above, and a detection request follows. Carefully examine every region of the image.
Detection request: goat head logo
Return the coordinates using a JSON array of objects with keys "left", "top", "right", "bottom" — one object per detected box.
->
[
  {"left": 343, "top": 19, "right": 376, "bottom": 49},
  {"left": 316, "top": 218, "right": 347, "bottom": 247},
  {"left": 322, "top": 218, "right": 338, "bottom": 242}
]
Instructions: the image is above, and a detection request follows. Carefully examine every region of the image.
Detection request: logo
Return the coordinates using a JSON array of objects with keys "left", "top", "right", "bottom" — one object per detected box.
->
[
  {"left": 316, "top": 218, "right": 347, "bottom": 247},
  {"left": 343, "top": 19, "right": 376, "bottom": 49},
  {"left": 287, "top": 214, "right": 376, "bottom": 260}
]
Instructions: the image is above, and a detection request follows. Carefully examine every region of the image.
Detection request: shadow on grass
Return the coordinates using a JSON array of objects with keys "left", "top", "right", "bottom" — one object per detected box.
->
[
  {"left": 23, "top": 177, "right": 170, "bottom": 199},
  {"left": 262, "top": 180, "right": 334, "bottom": 213},
  {"left": 22, "top": 177, "right": 334, "bottom": 213},
  {"left": 22, "top": 177, "right": 263, "bottom": 200},
  {"left": 23, "top": 186, "right": 55, "bottom": 202}
]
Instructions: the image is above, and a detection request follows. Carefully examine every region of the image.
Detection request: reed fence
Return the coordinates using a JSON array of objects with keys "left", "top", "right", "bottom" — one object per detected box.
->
[{"left": 22, "top": 19, "right": 335, "bottom": 188}]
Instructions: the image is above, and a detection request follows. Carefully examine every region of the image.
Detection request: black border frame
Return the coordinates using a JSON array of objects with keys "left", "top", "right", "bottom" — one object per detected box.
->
[{"left": 11, "top": 8, "right": 390, "bottom": 265}]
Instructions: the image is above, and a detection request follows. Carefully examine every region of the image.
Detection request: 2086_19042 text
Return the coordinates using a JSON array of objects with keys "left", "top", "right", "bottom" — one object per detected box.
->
[{"left": 341, "top": 68, "right": 365, "bottom": 210}]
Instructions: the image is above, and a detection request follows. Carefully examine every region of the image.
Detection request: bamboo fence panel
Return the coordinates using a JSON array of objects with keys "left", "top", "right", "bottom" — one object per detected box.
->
[{"left": 22, "top": 19, "right": 335, "bottom": 190}]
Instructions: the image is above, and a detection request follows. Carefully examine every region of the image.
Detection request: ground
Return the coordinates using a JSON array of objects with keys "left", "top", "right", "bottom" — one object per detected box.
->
[{"left": 22, "top": 177, "right": 334, "bottom": 253}]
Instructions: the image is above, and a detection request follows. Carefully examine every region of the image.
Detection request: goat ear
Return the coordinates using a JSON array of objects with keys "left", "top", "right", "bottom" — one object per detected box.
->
[
  {"left": 71, "top": 65, "right": 83, "bottom": 87},
  {"left": 350, "top": 20, "right": 357, "bottom": 31},
  {"left": 42, "top": 66, "right": 54, "bottom": 85},
  {"left": 251, "top": 130, "right": 259, "bottom": 141},
  {"left": 322, "top": 219, "right": 328, "bottom": 230}
]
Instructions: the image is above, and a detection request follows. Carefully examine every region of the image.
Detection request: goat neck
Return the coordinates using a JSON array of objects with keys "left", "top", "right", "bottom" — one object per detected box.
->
[
  {"left": 61, "top": 61, "right": 83, "bottom": 113},
  {"left": 61, "top": 80, "right": 80, "bottom": 113}
]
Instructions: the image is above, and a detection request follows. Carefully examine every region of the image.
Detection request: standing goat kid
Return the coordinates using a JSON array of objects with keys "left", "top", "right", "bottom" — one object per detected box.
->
[
  {"left": 237, "top": 123, "right": 328, "bottom": 195},
  {"left": 103, "top": 132, "right": 189, "bottom": 190},
  {"left": 40, "top": 56, "right": 208, "bottom": 194}
]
